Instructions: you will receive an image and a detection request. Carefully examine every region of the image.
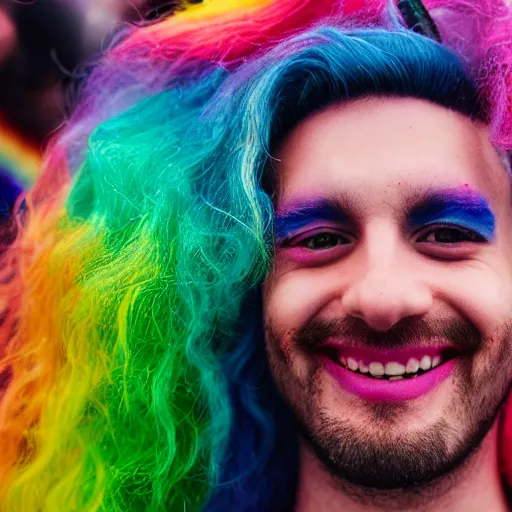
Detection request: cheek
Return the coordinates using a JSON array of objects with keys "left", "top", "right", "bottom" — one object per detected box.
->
[
  {"left": 263, "top": 267, "right": 343, "bottom": 336},
  {"left": 437, "top": 263, "right": 512, "bottom": 335},
  {"left": 445, "top": 265, "right": 512, "bottom": 384}
]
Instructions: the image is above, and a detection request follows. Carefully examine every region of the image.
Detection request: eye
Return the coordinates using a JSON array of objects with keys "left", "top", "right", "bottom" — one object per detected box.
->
[
  {"left": 417, "top": 226, "right": 486, "bottom": 244},
  {"left": 296, "top": 232, "right": 351, "bottom": 250}
]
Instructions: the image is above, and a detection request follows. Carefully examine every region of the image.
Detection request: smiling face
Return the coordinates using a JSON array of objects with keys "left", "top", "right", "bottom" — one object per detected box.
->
[{"left": 263, "top": 97, "right": 512, "bottom": 489}]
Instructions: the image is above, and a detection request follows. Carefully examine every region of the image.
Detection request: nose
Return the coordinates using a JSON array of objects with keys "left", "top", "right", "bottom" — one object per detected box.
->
[{"left": 341, "top": 228, "right": 433, "bottom": 332}]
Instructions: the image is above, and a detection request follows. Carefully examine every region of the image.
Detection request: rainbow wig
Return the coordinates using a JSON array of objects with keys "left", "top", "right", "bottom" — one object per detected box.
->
[{"left": 1, "top": 0, "right": 512, "bottom": 510}]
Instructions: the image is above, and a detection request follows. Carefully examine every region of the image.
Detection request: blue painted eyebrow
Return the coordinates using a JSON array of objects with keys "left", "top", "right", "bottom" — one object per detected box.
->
[
  {"left": 408, "top": 189, "right": 496, "bottom": 241},
  {"left": 274, "top": 199, "right": 349, "bottom": 239},
  {"left": 274, "top": 188, "right": 496, "bottom": 242}
]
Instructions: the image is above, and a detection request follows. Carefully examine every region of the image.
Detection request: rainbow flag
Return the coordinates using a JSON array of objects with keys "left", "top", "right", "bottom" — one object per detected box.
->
[{"left": 0, "top": 119, "right": 40, "bottom": 220}]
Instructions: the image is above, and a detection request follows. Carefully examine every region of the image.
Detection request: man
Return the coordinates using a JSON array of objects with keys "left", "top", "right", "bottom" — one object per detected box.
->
[
  {"left": 265, "top": 95, "right": 511, "bottom": 511},
  {"left": 0, "top": 1, "right": 511, "bottom": 511}
]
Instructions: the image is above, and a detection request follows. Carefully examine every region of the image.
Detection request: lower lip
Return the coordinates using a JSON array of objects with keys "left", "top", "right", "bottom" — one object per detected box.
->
[{"left": 321, "top": 357, "right": 455, "bottom": 402}]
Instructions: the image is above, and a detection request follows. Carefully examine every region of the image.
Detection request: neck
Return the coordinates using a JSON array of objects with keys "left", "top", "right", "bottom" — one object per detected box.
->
[{"left": 295, "top": 419, "right": 509, "bottom": 512}]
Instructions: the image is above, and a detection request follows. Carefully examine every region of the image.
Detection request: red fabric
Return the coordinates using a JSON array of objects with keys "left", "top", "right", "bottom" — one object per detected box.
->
[{"left": 500, "top": 395, "right": 512, "bottom": 486}]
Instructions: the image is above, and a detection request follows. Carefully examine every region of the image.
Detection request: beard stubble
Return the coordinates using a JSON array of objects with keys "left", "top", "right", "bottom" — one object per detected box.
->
[{"left": 264, "top": 316, "right": 512, "bottom": 506}]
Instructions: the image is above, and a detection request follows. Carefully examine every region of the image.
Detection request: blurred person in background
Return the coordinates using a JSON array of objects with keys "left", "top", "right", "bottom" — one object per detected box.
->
[{"left": 0, "top": 0, "right": 84, "bottom": 144}]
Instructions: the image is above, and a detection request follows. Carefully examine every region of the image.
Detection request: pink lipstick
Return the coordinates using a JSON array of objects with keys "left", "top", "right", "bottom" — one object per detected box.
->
[{"left": 317, "top": 344, "right": 457, "bottom": 402}]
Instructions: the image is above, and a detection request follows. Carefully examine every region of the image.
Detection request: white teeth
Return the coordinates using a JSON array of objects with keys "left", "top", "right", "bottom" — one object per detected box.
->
[
  {"left": 369, "top": 362, "right": 385, "bottom": 377},
  {"left": 419, "top": 355, "right": 432, "bottom": 371},
  {"left": 384, "top": 362, "right": 405, "bottom": 376},
  {"left": 405, "top": 358, "right": 420, "bottom": 374},
  {"left": 347, "top": 357, "right": 359, "bottom": 371},
  {"left": 341, "top": 354, "right": 444, "bottom": 377}
]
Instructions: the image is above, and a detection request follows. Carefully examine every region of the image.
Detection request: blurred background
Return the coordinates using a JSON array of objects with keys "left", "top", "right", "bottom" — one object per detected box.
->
[
  {"left": 0, "top": 0, "right": 188, "bottom": 241},
  {"left": 0, "top": 0, "right": 184, "bottom": 144}
]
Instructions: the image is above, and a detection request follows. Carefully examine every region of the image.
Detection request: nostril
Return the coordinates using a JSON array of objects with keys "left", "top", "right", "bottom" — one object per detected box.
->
[{"left": 341, "top": 271, "right": 433, "bottom": 332}]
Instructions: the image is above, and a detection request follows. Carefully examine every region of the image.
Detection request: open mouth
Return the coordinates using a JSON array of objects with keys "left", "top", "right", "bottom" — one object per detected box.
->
[
  {"left": 316, "top": 344, "right": 460, "bottom": 401},
  {"left": 318, "top": 345, "right": 460, "bottom": 378},
  {"left": 331, "top": 348, "right": 459, "bottom": 381}
]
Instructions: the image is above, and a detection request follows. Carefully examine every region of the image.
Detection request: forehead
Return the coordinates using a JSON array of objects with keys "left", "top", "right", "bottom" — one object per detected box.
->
[{"left": 274, "top": 97, "right": 508, "bottom": 213}]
